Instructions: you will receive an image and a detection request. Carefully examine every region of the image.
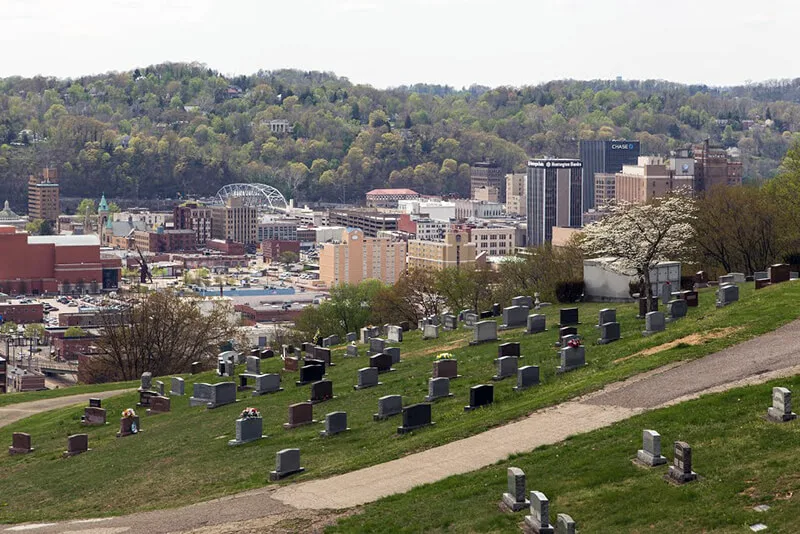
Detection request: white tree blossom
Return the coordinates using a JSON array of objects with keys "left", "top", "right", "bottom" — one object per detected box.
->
[{"left": 580, "top": 195, "right": 696, "bottom": 311}]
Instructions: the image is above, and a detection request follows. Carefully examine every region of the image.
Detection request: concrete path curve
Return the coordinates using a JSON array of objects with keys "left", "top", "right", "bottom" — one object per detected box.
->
[
  {"left": 6, "top": 319, "right": 800, "bottom": 534},
  {"left": 0, "top": 389, "right": 135, "bottom": 429}
]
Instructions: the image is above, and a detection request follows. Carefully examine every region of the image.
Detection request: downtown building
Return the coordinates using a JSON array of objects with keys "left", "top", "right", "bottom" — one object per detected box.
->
[
  {"left": 526, "top": 159, "right": 583, "bottom": 246},
  {"left": 579, "top": 140, "right": 640, "bottom": 211}
]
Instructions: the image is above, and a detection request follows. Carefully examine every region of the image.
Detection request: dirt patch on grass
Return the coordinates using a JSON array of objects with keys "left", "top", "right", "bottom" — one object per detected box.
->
[
  {"left": 186, "top": 507, "right": 359, "bottom": 534},
  {"left": 402, "top": 338, "right": 471, "bottom": 360},
  {"left": 614, "top": 327, "right": 744, "bottom": 364}
]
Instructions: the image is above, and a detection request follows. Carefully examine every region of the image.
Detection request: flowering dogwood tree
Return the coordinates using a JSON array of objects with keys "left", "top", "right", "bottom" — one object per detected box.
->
[{"left": 581, "top": 195, "right": 696, "bottom": 312}]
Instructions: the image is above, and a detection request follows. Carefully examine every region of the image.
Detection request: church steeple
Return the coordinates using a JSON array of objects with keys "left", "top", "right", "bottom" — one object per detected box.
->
[{"left": 98, "top": 193, "right": 109, "bottom": 214}]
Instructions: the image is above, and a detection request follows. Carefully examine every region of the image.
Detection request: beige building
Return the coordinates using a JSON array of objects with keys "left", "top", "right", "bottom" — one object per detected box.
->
[
  {"left": 594, "top": 173, "right": 616, "bottom": 208},
  {"left": 615, "top": 156, "right": 691, "bottom": 205},
  {"left": 505, "top": 173, "right": 527, "bottom": 216},
  {"left": 470, "top": 225, "right": 516, "bottom": 256},
  {"left": 319, "top": 229, "right": 406, "bottom": 287},
  {"left": 407, "top": 230, "right": 476, "bottom": 270},
  {"left": 473, "top": 185, "right": 499, "bottom": 203},
  {"left": 211, "top": 197, "right": 257, "bottom": 245},
  {"left": 28, "top": 168, "right": 60, "bottom": 222}
]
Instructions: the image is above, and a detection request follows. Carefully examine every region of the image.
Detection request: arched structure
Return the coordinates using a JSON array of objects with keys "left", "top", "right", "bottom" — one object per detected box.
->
[{"left": 215, "top": 183, "right": 289, "bottom": 212}]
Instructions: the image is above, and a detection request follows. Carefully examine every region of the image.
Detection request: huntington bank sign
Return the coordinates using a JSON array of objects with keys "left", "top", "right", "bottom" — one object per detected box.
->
[{"left": 529, "top": 160, "right": 582, "bottom": 168}]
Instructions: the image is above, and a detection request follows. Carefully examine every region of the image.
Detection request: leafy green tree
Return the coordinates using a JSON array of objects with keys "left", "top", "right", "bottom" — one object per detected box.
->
[{"left": 64, "top": 326, "right": 87, "bottom": 338}]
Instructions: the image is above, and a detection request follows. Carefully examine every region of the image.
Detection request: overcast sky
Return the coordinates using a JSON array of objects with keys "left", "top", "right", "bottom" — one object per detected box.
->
[{"left": 2, "top": 0, "right": 795, "bottom": 88}]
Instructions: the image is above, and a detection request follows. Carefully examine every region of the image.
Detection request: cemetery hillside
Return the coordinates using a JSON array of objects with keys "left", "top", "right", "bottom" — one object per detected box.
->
[
  {"left": 3, "top": 280, "right": 800, "bottom": 525},
  {"left": 330, "top": 375, "right": 800, "bottom": 533}
]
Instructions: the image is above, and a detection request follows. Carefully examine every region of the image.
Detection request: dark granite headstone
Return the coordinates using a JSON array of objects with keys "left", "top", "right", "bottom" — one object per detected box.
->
[
  {"left": 465, "top": 384, "right": 494, "bottom": 411},
  {"left": 397, "top": 403, "right": 434, "bottom": 434}
]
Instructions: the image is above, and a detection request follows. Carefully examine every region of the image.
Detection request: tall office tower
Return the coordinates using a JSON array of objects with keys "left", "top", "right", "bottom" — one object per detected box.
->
[
  {"left": 470, "top": 161, "right": 505, "bottom": 201},
  {"left": 27, "top": 167, "right": 60, "bottom": 222},
  {"left": 579, "top": 140, "right": 640, "bottom": 211},
  {"left": 526, "top": 159, "right": 583, "bottom": 246}
]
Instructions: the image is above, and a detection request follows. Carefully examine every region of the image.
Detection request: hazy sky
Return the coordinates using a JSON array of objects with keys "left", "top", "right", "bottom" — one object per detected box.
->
[{"left": 2, "top": 0, "right": 796, "bottom": 88}]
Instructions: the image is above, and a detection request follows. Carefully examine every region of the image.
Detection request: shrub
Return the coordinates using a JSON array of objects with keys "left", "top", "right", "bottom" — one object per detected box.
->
[{"left": 555, "top": 280, "right": 585, "bottom": 303}]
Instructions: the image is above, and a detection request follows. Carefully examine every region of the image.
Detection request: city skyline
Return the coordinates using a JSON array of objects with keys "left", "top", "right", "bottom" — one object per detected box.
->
[{"left": 1, "top": 0, "right": 795, "bottom": 89}]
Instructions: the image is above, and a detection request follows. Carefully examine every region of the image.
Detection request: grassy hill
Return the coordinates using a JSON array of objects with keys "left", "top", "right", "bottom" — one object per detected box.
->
[
  {"left": 1, "top": 283, "right": 799, "bottom": 523},
  {"left": 328, "top": 376, "right": 800, "bottom": 533}
]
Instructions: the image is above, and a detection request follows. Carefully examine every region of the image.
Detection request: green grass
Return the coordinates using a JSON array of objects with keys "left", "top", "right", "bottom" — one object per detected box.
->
[
  {"left": 328, "top": 375, "right": 800, "bottom": 534},
  {"left": 0, "top": 380, "right": 138, "bottom": 407},
  {"left": 1, "top": 283, "right": 799, "bottom": 523}
]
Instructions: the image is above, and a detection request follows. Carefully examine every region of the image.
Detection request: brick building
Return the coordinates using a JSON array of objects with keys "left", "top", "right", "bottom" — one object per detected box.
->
[
  {"left": 0, "top": 226, "right": 121, "bottom": 295},
  {"left": 0, "top": 299, "right": 44, "bottom": 324},
  {"left": 173, "top": 202, "right": 213, "bottom": 245},
  {"left": 261, "top": 240, "right": 301, "bottom": 262},
  {"left": 133, "top": 228, "right": 196, "bottom": 253},
  {"left": 27, "top": 167, "right": 60, "bottom": 222}
]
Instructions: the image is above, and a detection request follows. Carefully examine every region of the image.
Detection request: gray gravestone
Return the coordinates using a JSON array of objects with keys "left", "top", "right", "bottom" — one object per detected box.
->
[
  {"left": 643, "top": 311, "right": 666, "bottom": 335},
  {"left": 140, "top": 372, "right": 152, "bottom": 391},
  {"left": 385, "top": 347, "right": 401, "bottom": 365},
  {"left": 346, "top": 344, "right": 359, "bottom": 357},
  {"left": 442, "top": 314, "right": 458, "bottom": 330},
  {"left": 556, "top": 514, "right": 576, "bottom": 534},
  {"left": 524, "top": 491, "right": 554, "bottom": 533},
  {"left": 359, "top": 327, "right": 371, "bottom": 344},
  {"left": 557, "top": 346, "right": 585, "bottom": 373},
  {"left": 253, "top": 373, "right": 282, "bottom": 396},
  {"left": 636, "top": 429, "right": 667, "bottom": 466},
  {"left": 767, "top": 387, "right": 797, "bottom": 422},
  {"left": 464, "top": 312, "right": 478, "bottom": 328},
  {"left": 597, "top": 308, "right": 616, "bottom": 326},
  {"left": 354, "top": 367, "right": 381, "bottom": 390},
  {"left": 514, "top": 365, "right": 540, "bottom": 391},
  {"left": 320, "top": 411, "right": 349, "bottom": 437},
  {"left": 423, "top": 324, "right": 439, "bottom": 339},
  {"left": 502, "top": 467, "right": 530, "bottom": 512},
  {"left": 730, "top": 272, "right": 746, "bottom": 283},
  {"left": 754, "top": 271, "right": 769, "bottom": 281},
  {"left": 502, "top": 306, "right": 528, "bottom": 328},
  {"left": 346, "top": 331, "right": 357, "bottom": 343},
  {"left": 63, "top": 433, "right": 90, "bottom": 457},
  {"left": 719, "top": 274, "right": 734, "bottom": 284},
  {"left": 512, "top": 295, "right": 533, "bottom": 309},
  {"left": 269, "top": 448, "right": 304, "bottom": 480},
  {"left": 155, "top": 380, "right": 164, "bottom": 396},
  {"left": 667, "top": 441, "right": 697, "bottom": 484},
  {"left": 82, "top": 406, "right": 106, "bottom": 426},
  {"left": 207, "top": 382, "right": 237, "bottom": 409},
  {"left": 387, "top": 325, "right": 403, "bottom": 343},
  {"left": 492, "top": 356, "right": 518, "bottom": 381},
  {"left": 527, "top": 314, "right": 546, "bottom": 334},
  {"left": 228, "top": 415, "right": 265, "bottom": 446},
  {"left": 369, "top": 337, "right": 386, "bottom": 354},
  {"left": 716, "top": 284, "right": 739, "bottom": 307},
  {"left": 170, "top": 377, "right": 185, "bottom": 396},
  {"left": 246, "top": 356, "right": 261, "bottom": 375},
  {"left": 425, "top": 377, "right": 453, "bottom": 401},
  {"left": 598, "top": 322, "right": 621, "bottom": 344},
  {"left": 374, "top": 394, "right": 403, "bottom": 420},
  {"left": 473, "top": 321, "right": 497, "bottom": 344},
  {"left": 189, "top": 383, "right": 213, "bottom": 407},
  {"left": 667, "top": 299, "right": 688, "bottom": 320},
  {"left": 660, "top": 283, "right": 673, "bottom": 305}
]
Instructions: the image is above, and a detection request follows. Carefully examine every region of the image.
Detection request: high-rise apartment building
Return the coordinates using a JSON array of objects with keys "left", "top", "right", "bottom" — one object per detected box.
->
[
  {"left": 505, "top": 173, "right": 527, "bottom": 216},
  {"left": 526, "top": 159, "right": 583, "bottom": 246},
  {"left": 27, "top": 167, "right": 60, "bottom": 222},
  {"left": 174, "top": 202, "right": 213, "bottom": 245},
  {"left": 470, "top": 161, "right": 506, "bottom": 200},
  {"left": 210, "top": 197, "right": 257, "bottom": 245},
  {"left": 579, "top": 140, "right": 640, "bottom": 211},
  {"left": 319, "top": 229, "right": 406, "bottom": 286},
  {"left": 407, "top": 230, "right": 476, "bottom": 271},
  {"left": 692, "top": 141, "right": 742, "bottom": 192}
]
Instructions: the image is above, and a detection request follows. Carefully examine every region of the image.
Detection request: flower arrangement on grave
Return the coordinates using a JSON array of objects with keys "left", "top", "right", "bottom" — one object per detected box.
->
[
  {"left": 566, "top": 338, "right": 583, "bottom": 349},
  {"left": 436, "top": 352, "right": 454, "bottom": 360},
  {"left": 121, "top": 408, "right": 137, "bottom": 418},
  {"left": 240, "top": 407, "right": 261, "bottom": 419}
]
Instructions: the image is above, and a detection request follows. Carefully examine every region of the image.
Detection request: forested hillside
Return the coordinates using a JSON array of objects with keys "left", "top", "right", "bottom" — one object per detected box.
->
[{"left": 1, "top": 62, "right": 798, "bottom": 210}]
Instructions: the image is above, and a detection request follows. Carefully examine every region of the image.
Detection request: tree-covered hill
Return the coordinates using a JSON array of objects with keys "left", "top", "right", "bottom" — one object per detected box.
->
[{"left": 1, "top": 62, "right": 798, "bottom": 210}]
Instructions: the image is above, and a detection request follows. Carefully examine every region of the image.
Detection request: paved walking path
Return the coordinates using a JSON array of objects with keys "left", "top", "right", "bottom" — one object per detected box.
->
[
  {"left": 7, "top": 319, "right": 800, "bottom": 534},
  {"left": 0, "top": 389, "right": 134, "bottom": 429}
]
